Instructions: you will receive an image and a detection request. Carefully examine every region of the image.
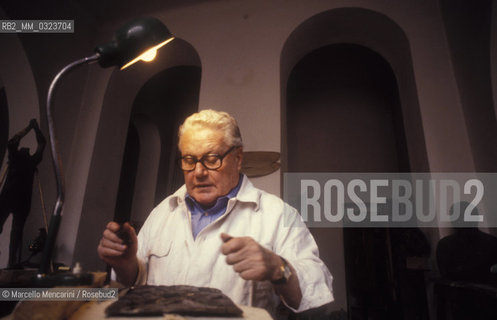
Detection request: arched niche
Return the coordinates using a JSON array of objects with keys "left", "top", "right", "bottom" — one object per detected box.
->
[
  {"left": 72, "top": 38, "right": 201, "bottom": 271},
  {"left": 280, "top": 7, "right": 430, "bottom": 316},
  {"left": 286, "top": 43, "right": 408, "bottom": 172},
  {"left": 0, "top": 6, "right": 40, "bottom": 269},
  {"left": 0, "top": 78, "right": 8, "bottom": 167},
  {"left": 114, "top": 66, "right": 201, "bottom": 232},
  {"left": 124, "top": 115, "right": 161, "bottom": 228},
  {"left": 0, "top": 8, "right": 40, "bottom": 146},
  {"left": 281, "top": 7, "right": 428, "bottom": 174}
]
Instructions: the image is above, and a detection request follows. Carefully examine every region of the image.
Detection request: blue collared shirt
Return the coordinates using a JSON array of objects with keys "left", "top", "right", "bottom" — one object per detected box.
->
[{"left": 186, "top": 175, "right": 243, "bottom": 239}]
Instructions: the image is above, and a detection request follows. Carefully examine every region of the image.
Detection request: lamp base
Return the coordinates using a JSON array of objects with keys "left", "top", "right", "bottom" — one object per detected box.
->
[
  {"left": 34, "top": 272, "right": 93, "bottom": 287},
  {"left": 0, "top": 269, "right": 93, "bottom": 317},
  {"left": 0, "top": 268, "right": 93, "bottom": 287}
]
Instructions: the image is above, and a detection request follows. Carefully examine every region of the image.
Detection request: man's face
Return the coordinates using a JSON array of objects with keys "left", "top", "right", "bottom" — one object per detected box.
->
[{"left": 179, "top": 127, "right": 242, "bottom": 208}]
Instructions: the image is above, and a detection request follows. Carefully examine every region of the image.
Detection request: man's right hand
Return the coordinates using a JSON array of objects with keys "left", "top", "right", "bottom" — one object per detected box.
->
[{"left": 97, "top": 222, "right": 139, "bottom": 286}]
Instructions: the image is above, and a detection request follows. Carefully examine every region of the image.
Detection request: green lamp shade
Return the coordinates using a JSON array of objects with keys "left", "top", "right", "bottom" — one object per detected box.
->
[{"left": 95, "top": 17, "right": 174, "bottom": 69}]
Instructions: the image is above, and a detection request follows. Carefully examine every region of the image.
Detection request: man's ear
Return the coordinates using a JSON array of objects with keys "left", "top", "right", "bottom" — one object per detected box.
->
[{"left": 236, "top": 147, "right": 243, "bottom": 171}]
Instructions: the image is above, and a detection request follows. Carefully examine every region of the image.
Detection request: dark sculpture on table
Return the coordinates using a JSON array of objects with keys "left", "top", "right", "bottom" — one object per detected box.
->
[{"left": 0, "top": 119, "right": 46, "bottom": 268}]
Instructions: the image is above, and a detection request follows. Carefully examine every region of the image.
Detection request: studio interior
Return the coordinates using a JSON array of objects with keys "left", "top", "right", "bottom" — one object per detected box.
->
[{"left": 0, "top": 0, "right": 496, "bottom": 319}]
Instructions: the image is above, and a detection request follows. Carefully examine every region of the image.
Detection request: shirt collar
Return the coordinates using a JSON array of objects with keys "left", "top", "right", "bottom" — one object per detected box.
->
[
  {"left": 185, "top": 174, "right": 243, "bottom": 214},
  {"left": 169, "top": 174, "right": 260, "bottom": 211}
]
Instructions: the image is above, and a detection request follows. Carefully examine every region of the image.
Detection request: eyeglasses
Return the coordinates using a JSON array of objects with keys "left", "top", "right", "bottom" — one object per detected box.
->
[{"left": 178, "top": 146, "right": 236, "bottom": 171}]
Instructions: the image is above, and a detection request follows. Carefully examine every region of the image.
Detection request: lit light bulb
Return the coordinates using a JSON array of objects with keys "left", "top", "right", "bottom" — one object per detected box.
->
[
  {"left": 140, "top": 49, "right": 157, "bottom": 62},
  {"left": 120, "top": 37, "right": 174, "bottom": 70}
]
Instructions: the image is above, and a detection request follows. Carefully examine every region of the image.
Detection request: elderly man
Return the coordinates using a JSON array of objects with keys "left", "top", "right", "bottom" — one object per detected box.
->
[{"left": 98, "top": 110, "right": 333, "bottom": 314}]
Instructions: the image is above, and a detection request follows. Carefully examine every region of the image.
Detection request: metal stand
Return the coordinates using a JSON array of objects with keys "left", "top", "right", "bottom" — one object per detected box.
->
[{"left": 36, "top": 54, "right": 99, "bottom": 286}]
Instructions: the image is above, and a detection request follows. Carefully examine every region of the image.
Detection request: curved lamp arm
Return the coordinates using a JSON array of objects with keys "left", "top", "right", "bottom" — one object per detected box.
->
[
  {"left": 36, "top": 17, "right": 173, "bottom": 284},
  {"left": 38, "top": 54, "right": 100, "bottom": 276}
]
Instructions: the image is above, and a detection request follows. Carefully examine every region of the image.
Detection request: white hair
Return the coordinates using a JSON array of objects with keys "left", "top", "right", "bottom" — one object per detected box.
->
[{"left": 178, "top": 109, "right": 243, "bottom": 147}]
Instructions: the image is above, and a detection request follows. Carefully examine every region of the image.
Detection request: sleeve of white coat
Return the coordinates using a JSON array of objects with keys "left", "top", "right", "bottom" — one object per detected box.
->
[
  {"left": 132, "top": 209, "right": 157, "bottom": 286},
  {"left": 274, "top": 203, "right": 334, "bottom": 313},
  {"left": 110, "top": 226, "right": 149, "bottom": 286}
]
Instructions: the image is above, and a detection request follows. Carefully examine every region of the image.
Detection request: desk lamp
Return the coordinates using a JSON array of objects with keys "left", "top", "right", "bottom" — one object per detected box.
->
[{"left": 36, "top": 17, "right": 174, "bottom": 285}]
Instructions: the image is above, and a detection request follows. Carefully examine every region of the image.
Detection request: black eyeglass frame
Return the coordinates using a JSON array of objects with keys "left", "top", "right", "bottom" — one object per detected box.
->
[{"left": 178, "top": 146, "right": 237, "bottom": 171}]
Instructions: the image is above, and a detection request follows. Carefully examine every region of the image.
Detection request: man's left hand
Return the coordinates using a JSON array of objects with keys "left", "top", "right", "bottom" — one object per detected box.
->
[{"left": 220, "top": 233, "right": 282, "bottom": 282}]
